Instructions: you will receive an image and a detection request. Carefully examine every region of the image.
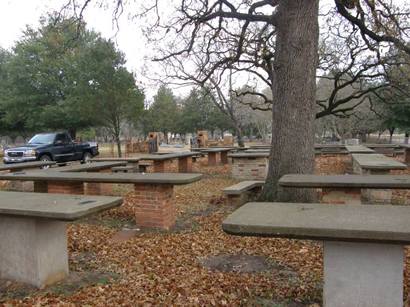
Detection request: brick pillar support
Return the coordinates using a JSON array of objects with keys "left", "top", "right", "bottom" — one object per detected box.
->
[
  {"left": 132, "top": 184, "right": 175, "bottom": 230},
  {"left": 47, "top": 181, "right": 84, "bottom": 195},
  {"left": 153, "top": 160, "right": 166, "bottom": 172},
  {"left": 85, "top": 169, "right": 112, "bottom": 195},
  {"left": 178, "top": 157, "right": 192, "bottom": 172},
  {"left": 220, "top": 151, "right": 229, "bottom": 164},
  {"left": 208, "top": 152, "right": 217, "bottom": 166}
]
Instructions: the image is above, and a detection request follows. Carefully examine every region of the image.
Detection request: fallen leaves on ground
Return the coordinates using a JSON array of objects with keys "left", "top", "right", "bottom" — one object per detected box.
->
[{"left": 1, "top": 162, "right": 409, "bottom": 306}]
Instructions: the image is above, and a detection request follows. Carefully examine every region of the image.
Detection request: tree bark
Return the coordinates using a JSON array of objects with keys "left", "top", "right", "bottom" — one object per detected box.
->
[
  {"left": 163, "top": 131, "right": 168, "bottom": 144},
  {"left": 260, "top": 0, "right": 319, "bottom": 202},
  {"left": 388, "top": 127, "right": 395, "bottom": 144},
  {"left": 234, "top": 124, "right": 245, "bottom": 147},
  {"left": 115, "top": 134, "right": 122, "bottom": 157},
  {"left": 68, "top": 128, "right": 76, "bottom": 140}
]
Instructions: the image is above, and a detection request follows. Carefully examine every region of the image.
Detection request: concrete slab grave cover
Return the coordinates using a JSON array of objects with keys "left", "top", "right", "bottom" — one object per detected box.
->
[
  {"left": 223, "top": 202, "right": 410, "bottom": 307},
  {"left": 0, "top": 191, "right": 122, "bottom": 288}
]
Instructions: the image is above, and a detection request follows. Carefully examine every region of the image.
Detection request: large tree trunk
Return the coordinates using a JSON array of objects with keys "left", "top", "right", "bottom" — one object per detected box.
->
[{"left": 260, "top": 0, "right": 319, "bottom": 202}]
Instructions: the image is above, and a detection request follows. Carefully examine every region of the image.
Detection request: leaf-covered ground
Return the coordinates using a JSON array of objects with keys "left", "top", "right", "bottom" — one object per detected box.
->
[{"left": 1, "top": 159, "right": 409, "bottom": 306}]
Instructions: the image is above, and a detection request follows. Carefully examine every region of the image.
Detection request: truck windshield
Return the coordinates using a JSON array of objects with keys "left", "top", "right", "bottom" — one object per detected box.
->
[{"left": 28, "top": 134, "right": 55, "bottom": 145}]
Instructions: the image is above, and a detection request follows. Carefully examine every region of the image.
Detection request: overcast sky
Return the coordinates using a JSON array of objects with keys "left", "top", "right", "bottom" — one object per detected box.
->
[
  {"left": 0, "top": 1, "right": 336, "bottom": 100},
  {"left": 0, "top": 1, "right": 406, "bottom": 101}
]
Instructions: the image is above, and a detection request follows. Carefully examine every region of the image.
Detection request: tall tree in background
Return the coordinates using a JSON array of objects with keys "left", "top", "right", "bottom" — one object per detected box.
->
[
  {"left": 0, "top": 15, "right": 100, "bottom": 136},
  {"left": 83, "top": 38, "right": 144, "bottom": 156},
  {"left": 0, "top": 48, "right": 14, "bottom": 136},
  {"left": 0, "top": 14, "right": 144, "bottom": 149},
  {"left": 148, "top": 85, "right": 180, "bottom": 143},
  {"left": 179, "top": 88, "right": 230, "bottom": 134}
]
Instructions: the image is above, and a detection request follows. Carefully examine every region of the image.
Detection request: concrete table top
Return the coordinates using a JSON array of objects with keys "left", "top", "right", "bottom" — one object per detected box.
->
[
  {"left": 0, "top": 161, "right": 56, "bottom": 171},
  {"left": 345, "top": 145, "right": 375, "bottom": 154},
  {"left": 222, "top": 202, "right": 410, "bottom": 244},
  {"left": 352, "top": 153, "right": 407, "bottom": 170},
  {"left": 243, "top": 149, "right": 270, "bottom": 153},
  {"left": 139, "top": 152, "right": 197, "bottom": 161},
  {"left": 199, "top": 148, "right": 234, "bottom": 153},
  {"left": 0, "top": 171, "right": 203, "bottom": 185},
  {"left": 400, "top": 144, "right": 410, "bottom": 149},
  {"left": 364, "top": 144, "right": 400, "bottom": 149},
  {"left": 228, "top": 152, "right": 270, "bottom": 158},
  {"left": 50, "top": 161, "right": 127, "bottom": 172},
  {"left": 249, "top": 145, "right": 270, "bottom": 149},
  {"left": 279, "top": 174, "right": 410, "bottom": 189},
  {"left": 0, "top": 191, "right": 122, "bottom": 221},
  {"left": 91, "top": 157, "right": 141, "bottom": 163}
]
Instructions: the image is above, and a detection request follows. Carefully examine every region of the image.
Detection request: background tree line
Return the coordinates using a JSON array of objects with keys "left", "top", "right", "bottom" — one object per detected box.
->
[
  {"left": 0, "top": 14, "right": 145, "bottom": 156},
  {"left": 141, "top": 85, "right": 272, "bottom": 143},
  {"left": 0, "top": 14, "right": 271, "bottom": 152}
]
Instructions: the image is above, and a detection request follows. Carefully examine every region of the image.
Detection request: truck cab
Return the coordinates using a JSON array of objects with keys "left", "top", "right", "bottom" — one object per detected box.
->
[{"left": 3, "top": 132, "right": 99, "bottom": 164}]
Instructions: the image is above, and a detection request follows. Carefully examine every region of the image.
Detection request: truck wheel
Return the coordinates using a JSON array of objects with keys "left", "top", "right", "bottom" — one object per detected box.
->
[
  {"left": 39, "top": 155, "right": 52, "bottom": 169},
  {"left": 82, "top": 152, "right": 92, "bottom": 164}
]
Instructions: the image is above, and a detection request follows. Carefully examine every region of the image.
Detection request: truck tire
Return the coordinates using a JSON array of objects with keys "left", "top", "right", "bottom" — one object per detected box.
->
[
  {"left": 39, "top": 154, "right": 52, "bottom": 169},
  {"left": 82, "top": 152, "right": 92, "bottom": 164}
]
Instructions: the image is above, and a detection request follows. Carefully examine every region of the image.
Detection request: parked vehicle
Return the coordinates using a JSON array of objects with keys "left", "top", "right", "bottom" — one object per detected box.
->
[{"left": 3, "top": 132, "right": 99, "bottom": 164}]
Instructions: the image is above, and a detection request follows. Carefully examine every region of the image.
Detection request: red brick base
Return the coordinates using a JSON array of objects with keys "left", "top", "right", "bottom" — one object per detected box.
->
[
  {"left": 132, "top": 184, "right": 175, "bottom": 230},
  {"left": 315, "top": 154, "right": 350, "bottom": 174},
  {"left": 178, "top": 157, "right": 192, "bottom": 172},
  {"left": 208, "top": 152, "right": 218, "bottom": 166},
  {"left": 85, "top": 169, "right": 112, "bottom": 195},
  {"left": 47, "top": 181, "right": 84, "bottom": 194},
  {"left": 153, "top": 160, "right": 171, "bottom": 172},
  {"left": 85, "top": 182, "right": 113, "bottom": 195},
  {"left": 220, "top": 152, "right": 229, "bottom": 164}
]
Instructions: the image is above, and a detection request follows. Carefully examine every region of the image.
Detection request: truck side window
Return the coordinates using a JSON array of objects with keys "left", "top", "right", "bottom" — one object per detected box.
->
[{"left": 55, "top": 134, "right": 69, "bottom": 145}]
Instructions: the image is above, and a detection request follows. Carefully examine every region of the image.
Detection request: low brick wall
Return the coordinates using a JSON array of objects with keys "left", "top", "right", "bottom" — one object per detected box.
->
[
  {"left": 153, "top": 160, "right": 174, "bottom": 172},
  {"left": 231, "top": 157, "right": 268, "bottom": 180},
  {"left": 85, "top": 169, "right": 113, "bottom": 195},
  {"left": 229, "top": 152, "right": 409, "bottom": 205},
  {"left": 230, "top": 153, "right": 351, "bottom": 180},
  {"left": 314, "top": 154, "right": 351, "bottom": 175},
  {"left": 47, "top": 181, "right": 84, "bottom": 194}
]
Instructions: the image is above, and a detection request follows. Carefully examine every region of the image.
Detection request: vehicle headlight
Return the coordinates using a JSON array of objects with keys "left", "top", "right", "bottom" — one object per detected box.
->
[{"left": 24, "top": 149, "right": 36, "bottom": 157}]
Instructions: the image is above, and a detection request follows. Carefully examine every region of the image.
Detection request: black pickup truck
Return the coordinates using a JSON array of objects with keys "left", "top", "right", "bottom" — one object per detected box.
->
[{"left": 3, "top": 132, "right": 99, "bottom": 164}]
